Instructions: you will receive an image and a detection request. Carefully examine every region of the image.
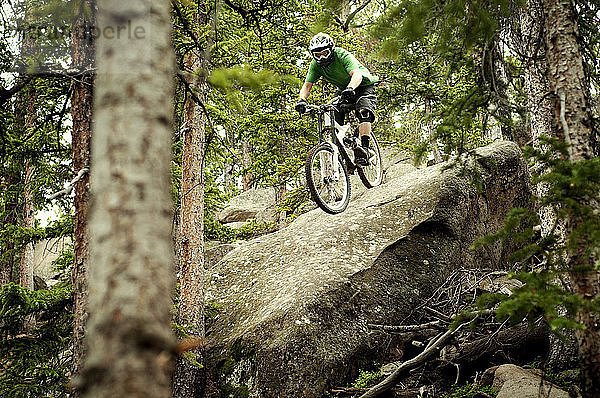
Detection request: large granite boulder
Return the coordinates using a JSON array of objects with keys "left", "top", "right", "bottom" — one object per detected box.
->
[
  {"left": 216, "top": 187, "right": 277, "bottom": 224},
  {"left": 484, "top": 364, "right": 569, "bottom": 398},
  {"left": 33, "top": 237, "right": 72, "bottom": 287},
  {"left": 205, "top": 141, "right": 532, "bottom": 397}
]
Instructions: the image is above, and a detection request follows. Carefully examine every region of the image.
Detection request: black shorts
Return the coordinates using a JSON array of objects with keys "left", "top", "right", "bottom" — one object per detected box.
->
[{"left": 335, "top": 84, "right": 377, "bottom": 125}]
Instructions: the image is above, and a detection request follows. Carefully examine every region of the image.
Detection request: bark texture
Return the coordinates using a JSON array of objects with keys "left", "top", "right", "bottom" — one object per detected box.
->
[
  {"left": 542, "top": 0, "right": 600, "bottom": 395},
  {"left": 519, "top": 0, "right": 561, "bottom": 237},
  {"left": 520, "top": 0, "right": 553, "bottom": 150},
  {"left": 173, "top": 35, "right": 207, "bottom": 398},
  {"left": 17, "top": 6, "right": 37, "bottom": 304},
  {"left": 0, "top": 174, "right": 16, "bottom": 285},
  {"left": 19, "top": 158, "right": 35, "bottom": 335},
  {"left": 19, "top": 160, "right": 35, "bottom": 294},
  {"left": 80, "top": 1, "right": 176, "bottom": 397},
  {"left": 542, "top": 0, "right": 595, "bottom": 160},
  {"left": 69, "top": 0, "right": 96, "bottom": 393},
  {"left": 19, "top": 89, "right": 36, "bottom": 296}
]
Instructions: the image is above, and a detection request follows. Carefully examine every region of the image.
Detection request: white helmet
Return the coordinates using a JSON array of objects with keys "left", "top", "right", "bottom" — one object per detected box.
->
[{"left": 309, "top": 33, "right": 335, "bottom": 66}]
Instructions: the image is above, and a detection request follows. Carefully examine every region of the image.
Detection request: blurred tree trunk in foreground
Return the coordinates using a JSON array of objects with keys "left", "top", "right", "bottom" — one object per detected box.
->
[{"left": 80, "top": 0, "right": 176, "bottom": 397}]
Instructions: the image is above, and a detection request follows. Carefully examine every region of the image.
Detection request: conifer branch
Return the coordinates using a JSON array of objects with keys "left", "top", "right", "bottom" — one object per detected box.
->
[
  {"left": 344, "top": 0, "right": 372, "bottom": 30},
  {"left": 0, "top": 76, "right": 33, "bottom": 107},
  {"left": 176, "top": 70, "right": 243, "bottom": 164}
]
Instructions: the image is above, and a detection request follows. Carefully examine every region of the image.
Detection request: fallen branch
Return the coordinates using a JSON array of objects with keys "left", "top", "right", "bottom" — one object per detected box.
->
[
  {"left": 0, "top": 76, "right": 33, "bottom": 107},
  {"left": 447, "top": 318, "right": 547, "bottom": 365},
  {"left": 424, "top": 306, "right": 452, "bottom": 321},
  {"left": 330, "top": 387, "right": 368, "bottom": 393},
  {"left": 367, "top": 320, "right": 443, "bottom": 333},
  {"left": 359, "top": 323, "right": 465, "bottom": 398}
]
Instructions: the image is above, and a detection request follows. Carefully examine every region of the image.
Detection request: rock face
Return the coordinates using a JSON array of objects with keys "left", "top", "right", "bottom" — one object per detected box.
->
[
  {"left": 33, "top": 237, "right": 72, "bottom": 287},
  {"left": 205, "top": 142, "right": 531, "bottom": 397},
  {"left": 485, "top": 364, "right": 569, "bottom": 398},
  {"left": 216, "top": 187, "right": 277, "bottom": 224}
]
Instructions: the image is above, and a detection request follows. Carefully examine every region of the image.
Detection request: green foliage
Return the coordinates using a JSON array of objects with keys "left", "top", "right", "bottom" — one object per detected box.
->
[
  {"left": 204, "top": 182, "right": 237, "bottom": 242},
  {"left": 205, "top": 301, "right": 223, "bottom": 319},
  {"left": 209, "top": 66, "right": 300, "bottom": 93},
  {"left": 230, "top": 338, "right": 256, "bottom": 361},
  {"left": 50, "top": 241, "right": 74, "bottom": 282},
  {"left": 1, "top": 0, "right": 74, "bottom": 285},
  {"left": 351, "top": 369, "right": 382, "bottom": 389},
  {"left": 224, "top": 384, "right": 250, "bottom": 398},
  {"left": 441, "top": 382, "right": 497, "bottom": 398},
  {"left": 215, "top": 339, "right": 255, "bottom": 397},
  {"left": 233, "top": 219, "right": 277, "bottom": 240},
  {"left": 219, "top": 357, "right": 236, "bottom": 376},
  {"left": 538, "top": 369, "right": 576, "bottom": 392},
  {"left": 522, "top": 359, "right": 577, "bottom": 391},
  {"left": 369, "top": 0, "right": 528, "bottom": 161},
  {"left": 473, "top": 137, "right": 600, "bottom": 334},
  {"left": 0, "top": 283, "right": 73, "bottom": 398},
  {"left": 1, "top": 214, "right": 74, "bottom": 278},
  {"left": 182, "top": 351, "right": 204, "bottom": 369}
]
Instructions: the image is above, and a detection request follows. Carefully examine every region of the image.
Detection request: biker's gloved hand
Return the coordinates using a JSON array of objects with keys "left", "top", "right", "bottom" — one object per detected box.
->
[
  {"left": 295, "top": 99, "right": 307, "bottom": 114},
  {"left": 341, "top": 87, "right": 355, "bottom": 103}
]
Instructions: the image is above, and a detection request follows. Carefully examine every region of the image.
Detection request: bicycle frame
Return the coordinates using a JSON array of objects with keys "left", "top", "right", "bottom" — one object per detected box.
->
[
  {"left": 312, "top": 104, "right": 344, "bottom": 183},
  {"left": 310, "top": 101, "right": 355, "bottom": 166},
  {"left": 313, "top": 101, "right": 353, "bottom": 143},
  {"left": 304, "top": 97, "right": 382, "bottom": 213}
]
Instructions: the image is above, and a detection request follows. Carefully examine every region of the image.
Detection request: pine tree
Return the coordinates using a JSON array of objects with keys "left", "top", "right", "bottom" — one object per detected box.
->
[
  {"left": 69, "top": 0, "right": 95, "bottom": 394},
  {"left": 542, "top": 0, "right": 600, "bottom": 394},
  {"left": 172, "top": 1, "right": 208, "bottom": 396}
]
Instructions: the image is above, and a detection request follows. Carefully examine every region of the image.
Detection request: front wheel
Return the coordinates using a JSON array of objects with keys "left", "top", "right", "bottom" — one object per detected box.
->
[
  {"left": 305, "top": 143, "right": 351, "bottom": 214},
  {"left": 357, "top": 131, "right": 383, "bottom": 188}
]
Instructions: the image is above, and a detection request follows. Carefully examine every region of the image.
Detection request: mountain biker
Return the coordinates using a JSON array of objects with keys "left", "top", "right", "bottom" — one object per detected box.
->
[{"left": 295, "top": 32, "right": 379, "bottom": 166}]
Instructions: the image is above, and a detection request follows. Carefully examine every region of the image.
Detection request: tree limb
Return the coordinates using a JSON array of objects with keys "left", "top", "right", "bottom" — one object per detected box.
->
[
  {"left": 0, "top": 76, "right": 33, "bottom": 107},
  {"left": 359, "top": 323, "right": 465, "bottom": 398},
  {"left": 367, "top": 320, "right": 443, "bottom": 333},
  {"left": 343, "top": 0, "right": 372, "bottom": 31},
  {"left": 48, "top": 167, "right": 89, "bottom": 200}
]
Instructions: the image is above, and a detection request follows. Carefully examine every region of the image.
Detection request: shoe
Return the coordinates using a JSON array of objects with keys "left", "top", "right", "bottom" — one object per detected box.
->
[{"left": 354, "top": 146, "right": 369, "bottom": 166}]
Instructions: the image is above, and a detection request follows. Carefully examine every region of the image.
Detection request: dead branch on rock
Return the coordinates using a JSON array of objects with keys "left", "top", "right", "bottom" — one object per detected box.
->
[
  {"left": 359, "top": 323, "right": 466, "bottom": 398},
  {"left": 447, "top": 317, "right": 547, "bottom": 366},
  {"left": 367, "top": 320, "right": 443, "bottom": 333},
  {"left": 356, "top": 268, "right": 540, "bottom": 397},
  {"left": 330, "top": 387, "right": 368, "bottom": 394}
]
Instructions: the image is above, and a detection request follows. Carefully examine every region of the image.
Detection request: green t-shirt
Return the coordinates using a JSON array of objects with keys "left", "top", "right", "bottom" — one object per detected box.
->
[{"left": 305, "top": 47, "right": 379, "bottom": 90}]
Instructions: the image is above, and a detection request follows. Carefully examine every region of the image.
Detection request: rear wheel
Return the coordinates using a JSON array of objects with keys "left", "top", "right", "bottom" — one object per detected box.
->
[
  {"left": 305, "top": 143, "right": 351, "bottom": 214},
  {"left": 357, "top": 131, "right": 383, "bottom": 188}
]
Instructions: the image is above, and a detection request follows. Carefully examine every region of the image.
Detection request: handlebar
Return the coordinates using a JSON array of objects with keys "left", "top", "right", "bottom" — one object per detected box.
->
[{"left": 302, "top": 97, "right": 354, "bottom": 115}]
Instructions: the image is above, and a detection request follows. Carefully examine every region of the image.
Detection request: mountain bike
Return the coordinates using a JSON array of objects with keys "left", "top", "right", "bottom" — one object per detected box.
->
[{"left": 303, "top": 98, "right": 383, "bottom": 214}]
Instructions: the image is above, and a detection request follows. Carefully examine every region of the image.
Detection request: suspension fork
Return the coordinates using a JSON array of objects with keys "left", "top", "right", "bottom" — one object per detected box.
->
[{"left": 318, "top": 110, "right": 340, "bottom": 181}]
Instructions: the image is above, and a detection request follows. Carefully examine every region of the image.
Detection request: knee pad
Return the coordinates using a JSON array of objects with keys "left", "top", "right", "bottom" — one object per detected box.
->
[{"left": 357, "top": 108, "right": 375, "bottom": 123}]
